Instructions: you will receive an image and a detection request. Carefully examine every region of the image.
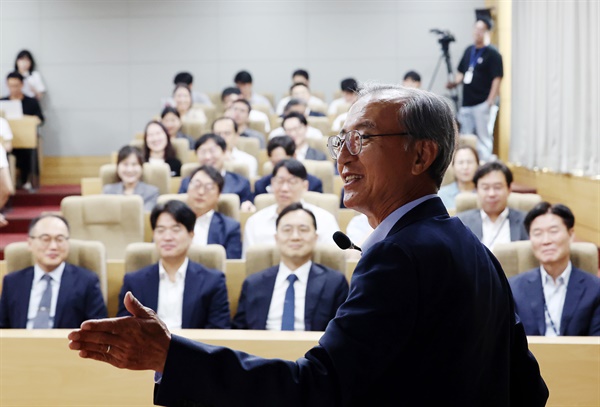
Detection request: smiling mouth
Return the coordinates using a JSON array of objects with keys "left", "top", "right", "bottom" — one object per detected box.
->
[{"left": 343, "top": 174, "right": 362, "bottom": 184}]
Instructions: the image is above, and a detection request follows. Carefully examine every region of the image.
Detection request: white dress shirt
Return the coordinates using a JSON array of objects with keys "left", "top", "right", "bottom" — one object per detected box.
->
[
  {"left": 266, "top": 261, "right": 311, "bottom": 331},
  {"left": 346, "top": 214, "right": 374, "bottom": 246},
  {"left": 0, "top": 144, "right": 8, "bottom": 168},
  {"left": 0, "top": 117, "right": 13, "bottom": 141},
  {"left": 480, "top": 207, "right": 511, "bottom": 249},
  {"left": 295, "top": 143, "right": 310, "bottom": 162},
  {"left": 193, "top": 210, "right": 214, "bottom": 246},
  {"left": 243, "top": 202, "right": 340, "bottom": 255},
  {"left": 27, "top": 263, "right": 65, "bottom": 329},
  {"left": 231, "top": 147, "right": 258, "bottom": 178},
  {"left": 541, "top": 262, "right": 572, "bottom": 336},
  {"left": 21, "top": 71, "right": 46, "bottom": 98},
  {"left": 157, "top": 258, "right": 189, "bottom": 330}
]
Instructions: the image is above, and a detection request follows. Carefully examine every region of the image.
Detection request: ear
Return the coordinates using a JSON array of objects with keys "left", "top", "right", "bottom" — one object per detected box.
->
[{"left": 411, "top": 140, "right": 438, "bottom": 176}]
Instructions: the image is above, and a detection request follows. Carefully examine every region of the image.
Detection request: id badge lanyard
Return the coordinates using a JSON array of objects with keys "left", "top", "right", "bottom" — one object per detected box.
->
[{"left": 464, "top": 46, "right": 486, "bottom": 84}]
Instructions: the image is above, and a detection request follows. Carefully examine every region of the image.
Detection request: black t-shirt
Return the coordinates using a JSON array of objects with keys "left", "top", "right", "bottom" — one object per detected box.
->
[
  {"left": 457, "top": 45, "right": 503, "bottom": 107},
  {"left": 0, "top": 95, "right": 44, "bottom": 123}
]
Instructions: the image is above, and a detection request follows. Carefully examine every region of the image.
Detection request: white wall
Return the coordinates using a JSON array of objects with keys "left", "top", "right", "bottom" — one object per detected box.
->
[{"left": 1, "top": 0, "right": 483, "bottom": 156}]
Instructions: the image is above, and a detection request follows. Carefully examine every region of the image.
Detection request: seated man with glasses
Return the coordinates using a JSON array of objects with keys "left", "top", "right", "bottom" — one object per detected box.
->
[
  {"left": 0, "top": 214, "right": 107, "bottom": 328},
  {"left": 243, "top": 158, "right": 339, "bottom": 255},
  {"left": 185, "top": 165, "right": 241, "bottom": 259},
  {"left": 234, "top": 203, "right": 348, "bottom": 331}
]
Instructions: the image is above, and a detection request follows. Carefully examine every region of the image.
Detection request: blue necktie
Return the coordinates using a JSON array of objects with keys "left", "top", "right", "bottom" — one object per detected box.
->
[
  {"left": 32, "top": 274, "right": 53, "bottom": 329},
  {"left": 281, "top": 274, "right": 298, "bottom": 331}
]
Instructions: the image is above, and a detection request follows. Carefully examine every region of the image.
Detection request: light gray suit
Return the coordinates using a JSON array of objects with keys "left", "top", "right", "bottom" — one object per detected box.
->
[
  {"left": 103, "top": 181, "right": 159, "bottom": 211},
  {"left": 456, "top": 208, "right": 529, "bottom": 242}
]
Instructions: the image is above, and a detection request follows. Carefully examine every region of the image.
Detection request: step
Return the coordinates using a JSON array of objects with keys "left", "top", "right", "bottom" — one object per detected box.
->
[
  {"left": 11, "top": 185, "right": 81, "bottom": 207},
  {"left": 2, "top": 205, "right": 62, "bottom": 234}
]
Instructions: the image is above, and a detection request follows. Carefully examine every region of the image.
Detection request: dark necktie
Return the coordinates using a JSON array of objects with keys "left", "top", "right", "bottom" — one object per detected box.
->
[
  {"left": 32, "top": 274, "right": 53, "bottom": 329},
  {"left": 281, "top": 274, "right": 298, "bottom": 331}
]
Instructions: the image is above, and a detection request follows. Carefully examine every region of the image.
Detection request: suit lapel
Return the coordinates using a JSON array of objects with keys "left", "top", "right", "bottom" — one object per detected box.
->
[
  {"left": 15, "top": 268, "right": 35, "bottom": 328},
  {"left": 182, "top": 262, "right": 205, "bottom": 328},
  {"left": 527, "top": 270, "right": 546, "bottom": 335},
  {"left": 508, "top": 210, "right": 519, "bottom": 241},
  {"left": 560, "top": 269, "right": 586, "bottom": 335},
  {"left": 207, "top": 214, "right": 221, "bottom": 245},
  {"left": 55, "top": 264, "right": 76, "bottom": 328},
  {"left": 304, "top": 264, "right": 326, "bottom": 331},
  {"left": 257, "top": 267, "right": 278, "bottom": 329},
  {"left": 388, "top": 197, "right": 449, "bottom": 237}
]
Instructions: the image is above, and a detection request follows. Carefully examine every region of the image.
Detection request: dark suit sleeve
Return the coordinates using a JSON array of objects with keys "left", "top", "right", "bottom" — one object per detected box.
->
[
  {"left": 178, "top": 177, "right": 190, "bottom": 193},
  {"left": 168, "top": 158, "right": 182, "bottom": 177},
  {"left": 239, "top": 179, "right": 253, "bottom": 204},
  {"left": 204, "top": 272, "right": 231, "bottom": 329},
  {"left": 116, "top": 275, "right": 133, "bottom": 317},
  {"left": 144, "top": 186, "right": 159, "bottom": 212},
  {"left": 231, "top": 279, "right": 250, "bottom": 329},
  {"left": 332, "top": 274, "right": 349, "bottom": 312},
  {"left": 224, "top": 220, "right": 242, "bottom": 259},
  {"left": 84, "top": 272, "right": 108, "bottom": 320},
  {"left": 588, "top": 283, "right": 600, "bottom": 336},
  {"left": 0, "top": 275, "right": 11, "bottom": 328}
]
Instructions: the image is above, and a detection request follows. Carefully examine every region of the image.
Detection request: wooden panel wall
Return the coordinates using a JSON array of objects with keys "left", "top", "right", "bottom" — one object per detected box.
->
[{"left": 41, "top": 156, "right": 110, "bottom": 185}]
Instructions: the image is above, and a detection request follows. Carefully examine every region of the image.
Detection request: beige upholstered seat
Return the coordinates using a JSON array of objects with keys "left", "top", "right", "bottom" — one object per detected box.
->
[
  {"left": 248, "top": 120, "right": 267, "bottom": 135},
  {"left": 492, "top": 241, "right": 598, "bottom": 278},
  {"left": 262, "top": 159, "right": 335, "bottom": 194},
  {"left": 307, "top": 116, "right": 332, "bottom": 136},
  {"left": 157, "top": 193, "right": 240, "bottom": 221},
  {"left": 181, "top": 161, "right": 250, "bottom": 181},
  {"left": 458, "top": 134, "right": 478, "bottom": 150},
  {"left": 236, "top": 136, "right": 261, "bottom": 160},
  {"left": 4, "top": 239, "right": 108, "bottom": 303},
  {"left": 455, "top": 192, "right": 543, "bottom": 214},
  {"left": 306, "top": 137, "right": 330, "bottom": 158},
  {"left": 129, "top": 138, "right": 191, "bottom": 164},
  {"left": 245, "top": 244, "right": 345, "bottom": 277},
  {"left": 254, "top": 191, "right": 339, "bottom": 218},
  {"left": 99, "top": 162, "right": 170, "bottom": 195},
  {"left": 124, "top": 242, "right": 226, "bottom": 273},
  {"left": 60, "top": 195, "right": 144, "bottom": 260}
]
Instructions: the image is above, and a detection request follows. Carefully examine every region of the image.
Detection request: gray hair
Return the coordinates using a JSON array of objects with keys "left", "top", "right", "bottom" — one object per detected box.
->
[{"left": 356, "top": 83, "right": 456, "bottom": 188}]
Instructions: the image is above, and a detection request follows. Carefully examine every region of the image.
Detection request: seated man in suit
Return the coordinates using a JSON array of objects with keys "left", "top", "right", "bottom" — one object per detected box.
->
[
  {"left": 269, "top": 99, "right": 324, "bottom": 141},
  {"left": 234, "top": 203, "right": 348, "bottom": 331},
  {"left": 185, "top": 165, "right": 241, "bottom": 259},
  {"left": 221, "top": 87, "right": 271, "bottom": 133},
  {"left": 509, "top": 202, "right": 600, "bottom": 336},
  {"left": 282, "top": 112, "right": 327, "bottom": 162},
  {"left": 224, "top": 98, "right": 266, "bottom": 148},
  {"left": 244, "top": 158, "right": 339, "bottom": 254},
  {"left": 254, "top": 135, "right": 323, "bottom": 197},
  {"left": 117, "top": 200, "right": 230, "bottom": 329},
  {"left": 0, "top": 214, "right": 106, "bottom": 328},
  {"left": 178, "top": 133, "right": 253, "bottom": 209},
  {"left": 212, "top": 116, "right": 257, "bottom": 179},
  {"left": 457, "top": 160, "right": 528, "bottom": 248}
]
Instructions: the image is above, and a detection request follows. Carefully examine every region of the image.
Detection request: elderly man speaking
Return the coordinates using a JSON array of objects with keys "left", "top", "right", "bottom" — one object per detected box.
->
[{"left": 69, "top": 84, "right": 548, "bottom": 407}]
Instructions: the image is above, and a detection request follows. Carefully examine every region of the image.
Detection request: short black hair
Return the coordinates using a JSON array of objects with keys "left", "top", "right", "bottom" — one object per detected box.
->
[
  {"left": 290, "top": 82, "right": 309, "bottom": 92},
  {"left": 272, "top": 158, "right": 307, "bottom": 180},
  {"left": 282, "top": 111, "right": 308, "bottom": 127},
  {"left": 7, "top": 71, "right": 24, "bottom": 82},
  {"left": 268, "top": 136, "right": 295, "bottom": 157},
  {"left": 473, "top": 161, "right": 513, "bottom": 187},
  {"left": 341, "top": 78, "right": 358, "bottom": 92},
  {"left": 188, "top": 165, "right": 225, "bottom": 193},
  {"left": 276, "top": 202, "right": 317, "bottom": 230},
  {"left": 194, "top": 133, "right": 227, "bottom": 152},
  {"left": 150, "top": 200, "right": 196, "bottom": 232},
  {"left": 524, "top": 202, "right": 575, "bottom": 234},
  {"left": 29, "top": 214, "right": 70, "bottom": 235},
  {"left": 15, "top": 50, "right": 36, "bottom": 72},
  {"left": 292, "top": 69, "right": 309, "bottom": 81},
  {"left": 403, "top": 71, "right": 422, "bottom": 83},
  {"left": 283, "top": 98, "right": 307, "bottom": 113},
  {"left": 231, "top": 98, "right": 252, "bottom": 113},
  {"left": 160, "top": 106, "right": 181, "bottom": 119},
  {"left": 116, "top": 145, "right": 144, "bottom": 182},
  {"left": 221, "top": 86, "right": 241, "bottom": 101},
  {"left": 234, "top": 70, "right": 252, "bottom": 84},
  {"left": 212, "top": 116, "right": 238, "bottom": 134},
  {"left": 173, "top": 72, "right": 193, "bottom": 86}
]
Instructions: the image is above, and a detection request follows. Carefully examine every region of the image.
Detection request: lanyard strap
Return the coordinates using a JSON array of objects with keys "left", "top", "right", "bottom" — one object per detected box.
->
[
  {"left": 485, "top": 216, "right": 508, "bottom": 248},
  {"left": 469, "top": 46, "right": 487, "bottom": 69},
  {"left": 543, "top": 303, "right": 560, "bottom": 336}
]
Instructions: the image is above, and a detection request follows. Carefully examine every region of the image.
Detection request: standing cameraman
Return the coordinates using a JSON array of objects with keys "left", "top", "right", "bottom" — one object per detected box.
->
[{"left": 448, "top": 18, "right": 503, "bottom": 162}]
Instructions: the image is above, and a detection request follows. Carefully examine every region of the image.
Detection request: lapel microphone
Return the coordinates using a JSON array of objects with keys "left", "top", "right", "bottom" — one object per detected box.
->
[{"left": 333, "top": 231, "right": 362, "bottom": 253}]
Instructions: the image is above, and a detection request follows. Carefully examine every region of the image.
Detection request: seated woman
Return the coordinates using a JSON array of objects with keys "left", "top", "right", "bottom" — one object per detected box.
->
[
  {"left": 143, "top": 120, "right": 182, "bottom": 176},
  {"left": 161, "top": 106, "right": 194, "bottom": 149},
  {"left": 103, "top": 146, "right": 159, "bottom": 211},
  {"left": 173, "top": 84, "right": 206, "bottom": 124},
  {"left": 438, "top": 144, "right": 479, "bottom": 211}
]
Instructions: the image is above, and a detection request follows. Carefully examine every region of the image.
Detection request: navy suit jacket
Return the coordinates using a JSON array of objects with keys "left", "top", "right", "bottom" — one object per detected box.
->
[
  {"left": 154, "top": 197, "right": 547, "bottom": 407},
  {"left": 0, "top": 263, "right": 107, "bottom": 328},
  {"left": 117, "top": 260, "right": 230, "bottom": 329},
  {"left": 509, "top": 266, "right": 600, "bottom": 336},
  {"left": 179, "top": 171, "right": 253, "bottom": 203},
  {"left": 253, "top": 173, "right": 323, "bottom": 198},
  {"left": 457, "top": 207, "right": 529, "bottom": 242},
  {"left": 208, "top": 212, "right": 242, "bottom": 259},
  {"left": 232, "top": 263, "right": 348, "bottom": 331}
]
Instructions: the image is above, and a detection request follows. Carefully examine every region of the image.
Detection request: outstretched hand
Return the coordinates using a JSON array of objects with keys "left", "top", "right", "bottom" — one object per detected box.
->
[{"left": 68, "top": 292, "right": 171, "bottom": 373}]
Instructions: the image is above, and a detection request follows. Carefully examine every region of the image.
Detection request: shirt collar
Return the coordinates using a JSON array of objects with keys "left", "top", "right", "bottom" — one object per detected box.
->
[
  {"left": 480, "top": 207, "right": 509, "bottom": 223},
  {"left": 361, "top": 194, "right": 437, "bottom": 253},
  {"left": 34, "top": 262, "right": 66, "bottom": 283},
  {"left": 158, "top": 258, "right": 189, "bottom": 282},
  {"left": 540, "top": 261, "right": 572, "bottom": 287},
  {"left": 195, "top": 209, "right": 215, "bottom": 225},
  {"left": 278, "top": 260, "right": 312, "bottom": 285}
]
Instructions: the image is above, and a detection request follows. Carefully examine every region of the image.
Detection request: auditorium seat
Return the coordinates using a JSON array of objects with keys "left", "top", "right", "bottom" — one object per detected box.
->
[
  {"left": 492, "top": 241, "right": 598, "bottom": 277},
  {"left": 61, "top": 195, "right": 144, "bottom": 260},
  {"left": 307, "top": 116, "right": 332, "bottom": 136},
  {"left": 306, "top": 137, "right": 330, "bottom": 157},
  {"left": 455, "top": 191, "right": 543, "bottom": 214},
  {"left": 4, "top": 239, "right": 108, "bottom": 303},
  {"left": 129, "top": 138, "right": 192, "bottom": 164},
  {"left": 124, "top": 242, "right": 225, "bottom": 273},
  {"left": 245, "top": 243, "right": 345, "bottom": 277},
  {"left": 236, "top": 136, "right": 261, "bottom": 159},
  {"left": 99, "top": 162, "right": 171, "bottom": 195},
  {"left": 254, "top": 191, "right": 339, "bottom": 218}
]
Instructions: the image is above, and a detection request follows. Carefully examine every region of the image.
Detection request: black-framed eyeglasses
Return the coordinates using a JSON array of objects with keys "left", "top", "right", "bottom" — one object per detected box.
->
[{"left": 327, "top": 130, "right": 411, "bottom": 159}]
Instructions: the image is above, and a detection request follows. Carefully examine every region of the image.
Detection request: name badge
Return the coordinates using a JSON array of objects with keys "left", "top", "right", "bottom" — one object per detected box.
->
[{"left": 464, "top": 70, "right": 473, "bottom": 84}]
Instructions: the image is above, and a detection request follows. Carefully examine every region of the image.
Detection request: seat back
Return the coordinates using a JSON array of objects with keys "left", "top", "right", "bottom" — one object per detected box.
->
[
  {"left": 157, "top": 193, "right": 240, "bottom": 221},
  {"left": 236, "top": 137, "right": 260, "bottom": 160},
  {"left": 5, "top": 239, "right": 108, "bottom": 303},
  {"left": 129, "top": 138, "right": 191, "bottom": 164},
  {"left": 455, "top": 192, "right": 543, "bottom": 214},
  {"left": 307, "top": 116, "right": 332, "bottom": 136},
  {"left": 61, "top": 195, "right": 144, "bottom": 260},
  {"left": 99, "top": 163, "right": 170, "bottom": 195},
  {"left": 125, "top": 242, "right": 226, "bottom": 272},
  {"left": 254, "top": 191, "right": 339, "bottom": 217},
  {"left": 306, "top": 137, "right": 330, "bottom": 157},
  {"left": 492, "top": 241, "right": 599, "bottom": 278},
  {"left": 245, "top": 244, "right": 345, "bottom": 276}
]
